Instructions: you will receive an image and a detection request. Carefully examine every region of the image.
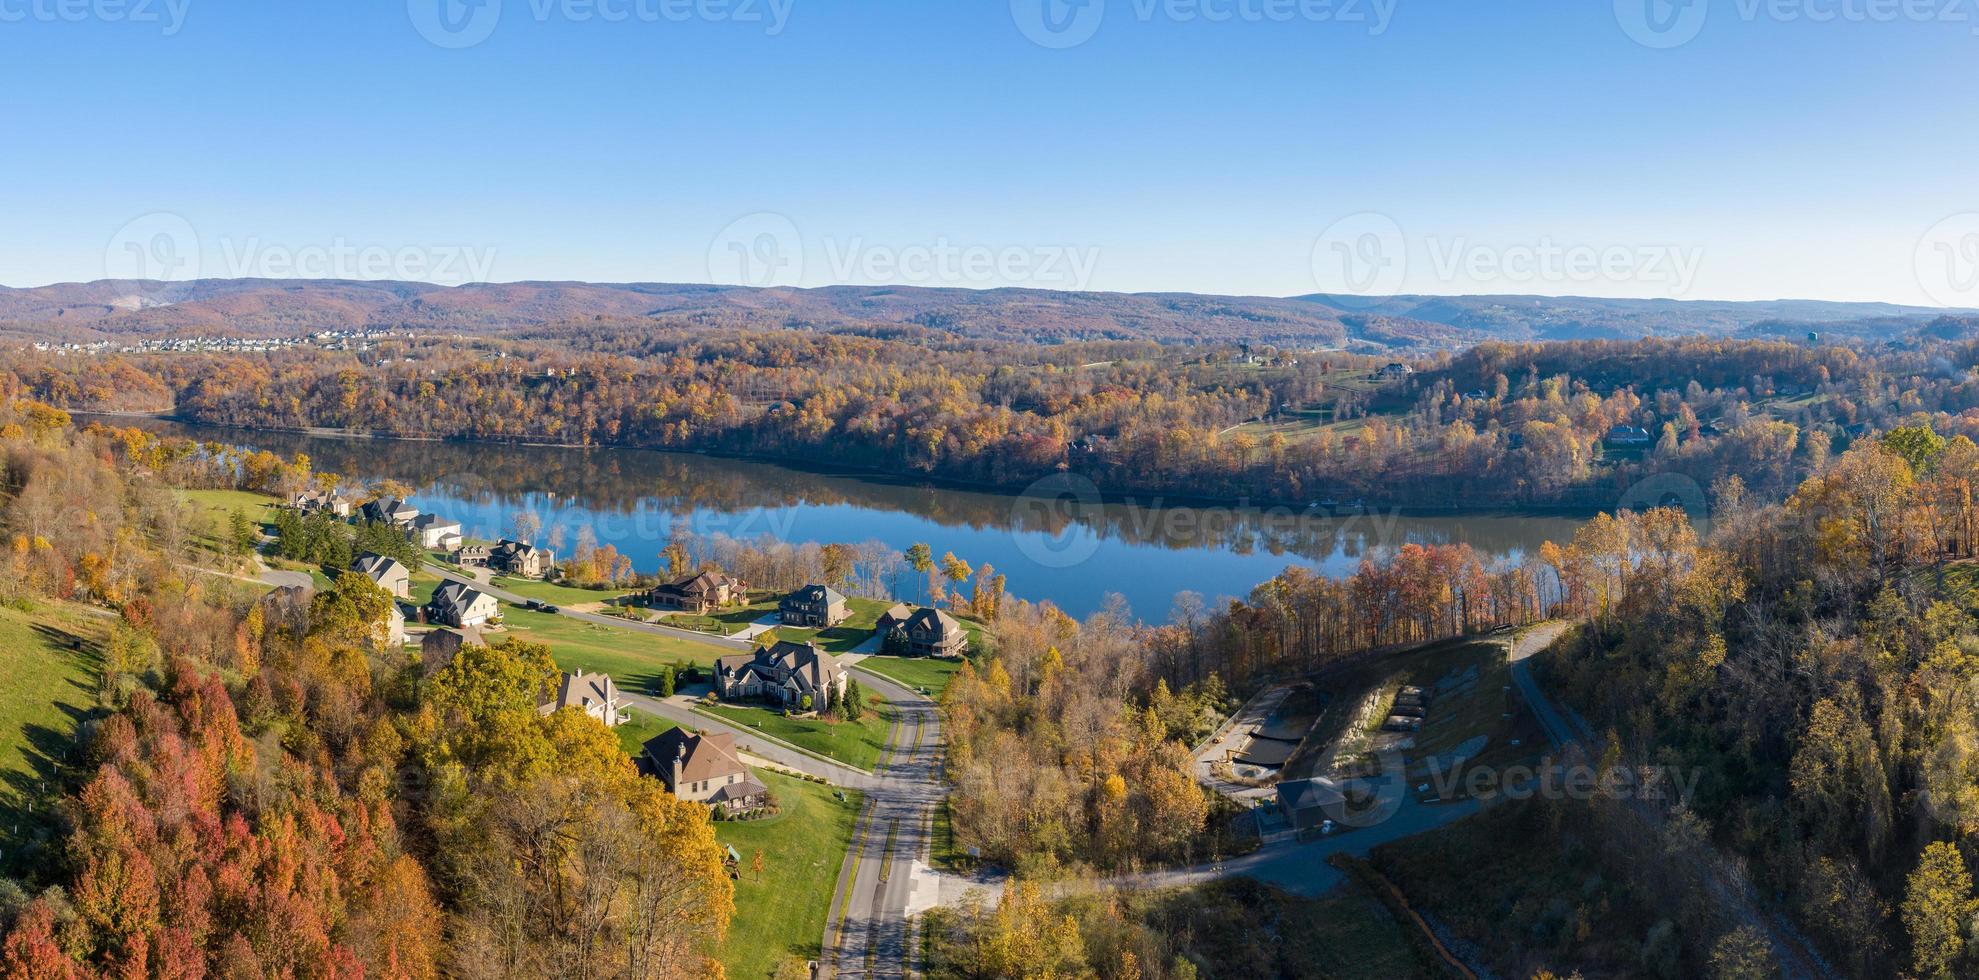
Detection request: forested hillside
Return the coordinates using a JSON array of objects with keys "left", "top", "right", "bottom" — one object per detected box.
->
[
  {"left": 0, "top": 405, "right": 733, "bottom": 977},
  {"left": 17, "top": 328, "right": 1979, "bottom": 511}
]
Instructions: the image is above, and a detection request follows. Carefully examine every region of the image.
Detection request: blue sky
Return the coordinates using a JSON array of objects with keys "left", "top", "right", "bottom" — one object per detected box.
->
[{"left": 3, "top": 0, "right": 1976, "bottom": 304}]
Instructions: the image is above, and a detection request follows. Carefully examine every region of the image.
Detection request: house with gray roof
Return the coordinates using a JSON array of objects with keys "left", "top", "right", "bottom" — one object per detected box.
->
[
  {"left": 714, "top": 639, "right": 847, "bottom": 711},
  {"left": 427, "top": 580, "right": 499, "bottom": 628},
  {"left": 779, "top": 584, "right": 848, "bottom": 628},
  {"left": 876, "top": 603, "right": 967, "bottom": 658},
  {"left": 350, "top": 552, "right": 411, "bottom": 598}
]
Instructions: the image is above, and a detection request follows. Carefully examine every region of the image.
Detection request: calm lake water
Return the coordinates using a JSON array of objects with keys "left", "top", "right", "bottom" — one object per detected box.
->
[{"left": 110, "top": 416, "right": 1587, "bottom": 620}]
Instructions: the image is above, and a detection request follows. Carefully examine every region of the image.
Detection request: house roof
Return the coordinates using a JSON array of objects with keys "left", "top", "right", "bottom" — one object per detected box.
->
[
  {"left": 643, "top": 728, "right": 748, "bottom": 784},
  {"left": 716, "top": 640, "right": 843, "bottom": 695},
  {"left": 429, "top": 581, "right": 492, "bottom": 616},
  {"left": 882, "top": 605, "right": 962, "bottom": 639},
  {"left": 1277, "top": 777, "right": 1345, "bottom": 812},
  {"left": 542, "top": 669, "right": 619, "bottom": 716},
  {"left": 654, "top": 570, "right": 737, "bottom": 597},
  {"left": 351, "top": 553, "right": 408, "bottom": 582},
  {"left": 782, "top": 584, "right": 845, "bottom": 607},
  {"left": 411, "top": 513, "right": 460, "bottom": 532},
  {"left": 707, "top": 776, "right": 769, "bottom": 805}
]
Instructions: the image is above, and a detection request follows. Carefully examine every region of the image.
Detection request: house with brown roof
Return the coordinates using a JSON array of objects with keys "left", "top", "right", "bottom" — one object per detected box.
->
[
  {"left": 642, "top": 728, "right": 768, "bottom": 812},
  {"left": 647, "top": 570, "right": 744, "bottom": 614},
  {"left": 714, "top": 640, "right": 847, "bottom": 711},
  {"left": 539, "top": 669, "right": 626, "bottom": 727},
  {"left": 490, "top": 539, "right": 553, "bottom": 578},
  {"left": 876, "top": 604, "right": 968, "bottom": 659},
  {"left": 778, "top": 584, "right": 848, "bottom": 628}
]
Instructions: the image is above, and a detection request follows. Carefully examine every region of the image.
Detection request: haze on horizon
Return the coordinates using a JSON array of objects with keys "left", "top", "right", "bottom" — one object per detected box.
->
[{"left": 3, "top": 1, "right": 1976, "bottom": 308}]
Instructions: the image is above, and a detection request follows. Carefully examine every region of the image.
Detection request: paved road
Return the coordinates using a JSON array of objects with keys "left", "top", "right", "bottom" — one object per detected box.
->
[
  {"left": 428, "top": 566, "right": 753, "bottom": 653},
  {"left": 1507, "top": 622, "right": 1577, "bottom": 748},
  {"left": 823, "top": 668, "right": 945, "bottom": 979}
]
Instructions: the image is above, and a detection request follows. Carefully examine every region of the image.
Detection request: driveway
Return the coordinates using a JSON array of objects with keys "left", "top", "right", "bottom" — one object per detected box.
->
[{"left": 428, "top": 566, "right": 753, "bottom": 653}]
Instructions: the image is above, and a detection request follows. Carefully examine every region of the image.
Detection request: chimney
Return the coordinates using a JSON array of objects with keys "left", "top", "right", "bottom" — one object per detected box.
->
[{"left": 674, "top": 741, "right": 687, "bottom": 794}]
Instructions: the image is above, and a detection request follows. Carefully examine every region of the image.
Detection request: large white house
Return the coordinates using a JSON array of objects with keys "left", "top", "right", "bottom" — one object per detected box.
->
[{"left": 427, "top": 581, "right": 499, "bottom": 628}]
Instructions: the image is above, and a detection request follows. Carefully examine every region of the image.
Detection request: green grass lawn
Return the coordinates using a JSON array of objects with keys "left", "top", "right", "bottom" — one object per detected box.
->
[
  {"left": 497, "top": 606, "right": 725, "bottom": 692},
  {"left": 176, "top": 488, "right": 282, "bottom": 554},
  {"left": 614, "top": 707, "right": 678, "bottom": 759},
  {"left": 490, "top": 575, "right": 631, "bottom": 607},
  {"left": 852, "top": 655, "right": 964, "bottom": 695},
  {"left": 714, "top": 770, "right": 864, "bottom": 979},
  {"left": 699, "top": 698, "right": 892, "bottom": 772},
  {"left": 0, "top": 602, "right": 106, "bottom": 877}
]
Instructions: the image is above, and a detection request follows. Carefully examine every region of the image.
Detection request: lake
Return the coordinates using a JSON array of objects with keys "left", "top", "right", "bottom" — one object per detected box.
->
[{"left": 106, "top": 416, "right": 1587, "bottom": 620}]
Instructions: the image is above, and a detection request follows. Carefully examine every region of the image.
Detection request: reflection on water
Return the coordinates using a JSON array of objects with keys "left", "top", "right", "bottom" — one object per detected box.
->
[{"left": 110, "top": 416, "right": 1587, "bottom": 619}]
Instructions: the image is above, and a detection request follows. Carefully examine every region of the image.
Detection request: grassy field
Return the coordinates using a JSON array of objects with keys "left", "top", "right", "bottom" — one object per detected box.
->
[
  {"left": 177, "top": 488, "right": 282, "bottom": 554},
  {"left": 852, "top": 655, "right": 964, "bottom": 695},
  {"left": 714, "top": 770, "right": 864, "bottom": 979},
  {"left": 0, "top": 602, "right": 107, "bottom": 876},
  {"left": 496, "top": 606, "right": 725, "bottom": 691},
  {"left": 490, "top": 575, "right": 631, "bottom": 607},
  {"left": 613, "top": 707, "right": 678, "bottom": 759},
  {"left": 700, "top": 698, "right": 892, "bottom": 772}
]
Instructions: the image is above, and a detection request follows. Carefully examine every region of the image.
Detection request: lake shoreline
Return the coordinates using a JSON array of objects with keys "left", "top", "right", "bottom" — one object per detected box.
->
[{"left": 78, "top": 410, "right": 1618, "bottom": 522}]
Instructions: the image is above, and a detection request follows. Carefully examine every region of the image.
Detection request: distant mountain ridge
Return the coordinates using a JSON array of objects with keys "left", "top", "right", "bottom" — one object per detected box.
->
[{"left": 0, "top": 278, "right": 1965, "bottom": 348}]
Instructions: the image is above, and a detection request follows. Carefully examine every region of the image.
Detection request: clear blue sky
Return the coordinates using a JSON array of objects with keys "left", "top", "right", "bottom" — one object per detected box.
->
[{"left": 3, "top": 0, "right": 1975, "bottom": 304}]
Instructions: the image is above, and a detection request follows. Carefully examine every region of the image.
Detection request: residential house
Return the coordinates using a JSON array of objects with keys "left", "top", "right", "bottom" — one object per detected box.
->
[
  {"left": 875, "top": 604, "right": 968, "bottom": 658},
  {"left": 1374, "top": 362, "right": 1413, "bottom": 380},
  {"left": 350, "top": 553, "right": 411, "bottom": 599},
  {"left": 641, "top": 729, "right": 768, "bottom": 812},
  {"left": 427, "top": 581, "right": 499, "bottom": 628},
  {"left": 778, "top": 584, "right": 848, "bottom": 628},
  {"left": 539, "top": 669, "right": 625, "bottom": 727},
  {"left": 714, "top": 640, "right": 847, "bottom": 711},
  {"left": 450, "top": 544, "right": 492, "bottom": 568},
  {"left": 287, "top": 489, "right": 353, "bottom": 518},
  {"left": 490, "top": 539, "right": 552, "bottom": 578},
  {"left": 408, "top": 514, "right": 463, "bottom": 551},
  {"left": 647, "top": 570, "right": 744, "bottom": 614},
  {"left": 360, "top": 496, "right": 420, "bottom": 529},
  {"left": 420, "top": 625, "right": 486, "bottom": 672},
  {"left": 1604, "top": 425, "right": 1653, "bottom": 448},
  {"left": 385, "top": 604, "right": 407, "bottom": 648}
]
